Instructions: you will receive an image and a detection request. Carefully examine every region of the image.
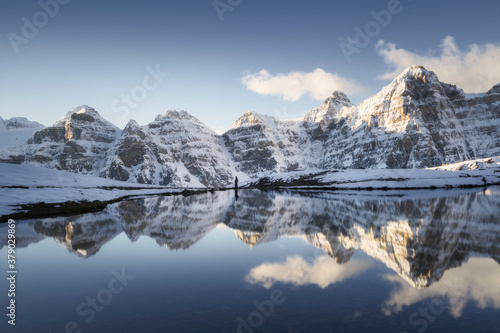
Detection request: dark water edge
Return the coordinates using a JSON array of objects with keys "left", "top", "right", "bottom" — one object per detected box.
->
[
  {"left": 0, "top": 187, "right": 499, "bottom": 333},
  {"left": 0, "top": 188, "right": 207, "bottom": 222},
  {"left": 1, "top": 182, "right": 497, "bottom": 222}
]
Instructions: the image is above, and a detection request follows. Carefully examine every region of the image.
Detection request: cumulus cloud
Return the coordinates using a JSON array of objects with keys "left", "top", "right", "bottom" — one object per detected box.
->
[
  {"left": 245, "top": 255, "right": 373, "bottom": 289},
  {"left": 376, "top": 36, "right": 500, "bottom": 93},
  {"left": 241, "top": 68, "right": 367, "bottom": 101},
  {"left": 382, "top": 257, "right": 500, "bottom": 317}
]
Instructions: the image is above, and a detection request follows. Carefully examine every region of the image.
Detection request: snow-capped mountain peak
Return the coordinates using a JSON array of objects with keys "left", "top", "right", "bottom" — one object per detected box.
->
[
  {"left": 53, "top": 105, "right": 118, "bottom": 130},
  {"left": 387, "top": 65, "right": 442, "bottom": 96},
  {"left": 301, "top": 90, "right": 354, "bottom": 123},
  {"left": 329, "top": 91, "right": 352, "bottom": 105},
  {"left": 100, "top": 108, "right": 234, "bottom": 187},
  {"left": 0, "top": 105, "right": 121, "bottom": 175},
  {"left": 364, "top": 65, "right": 441, "bottom": 104},
  {"left": 397, "top": 65, "right": 438, "bottom": 81},
  {"left": 154, "top": 110, "right": 201, "bottom": 123},
  {"left": 4, "top": 117, "right": 44, "bottom": 130},
  {"left": 232, "top": 110, "right": 272, "bottom": 128},
  {"left": 123, "top": 119, "right": 140, "bottom": 130},
  {"left": 1, "top": 65, "right": 499, "bottom": 186}
]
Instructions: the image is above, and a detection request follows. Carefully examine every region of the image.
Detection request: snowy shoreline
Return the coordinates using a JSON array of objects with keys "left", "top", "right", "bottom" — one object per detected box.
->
[
  {"left": 246, "top": 157, "right": 500, "bottom": 190},
  {"left": 1, "top": 157, "right": 500, "bottom": 220}
]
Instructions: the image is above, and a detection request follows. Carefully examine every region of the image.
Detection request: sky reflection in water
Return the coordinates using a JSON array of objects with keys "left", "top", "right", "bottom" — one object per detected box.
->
[{"left": 1, "top": 187, "right": 499, "bottom": 333}]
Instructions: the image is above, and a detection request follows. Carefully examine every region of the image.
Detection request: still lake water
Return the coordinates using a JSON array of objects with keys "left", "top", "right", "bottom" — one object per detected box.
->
[{"left": 1, "top": 187, "right": 500, "bottom": 333}]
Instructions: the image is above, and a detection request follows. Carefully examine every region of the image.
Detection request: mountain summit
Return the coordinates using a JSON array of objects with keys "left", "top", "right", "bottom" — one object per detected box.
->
[
  {"left": 100, "top": 109, "right": 234, "bottom": 187},
  {"left": 1, "top": 66, "right": 499, "bottom": 186},
  {"left": 301, "top": 91, "right": 354, "bottom": 124}
]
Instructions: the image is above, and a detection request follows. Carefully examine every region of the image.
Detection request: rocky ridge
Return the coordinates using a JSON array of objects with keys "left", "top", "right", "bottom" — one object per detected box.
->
[{"left": 0, "top": 66, "right": 499, "bottom": 186}]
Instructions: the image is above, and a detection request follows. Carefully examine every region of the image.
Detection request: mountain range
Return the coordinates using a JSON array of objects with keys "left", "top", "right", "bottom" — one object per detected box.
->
[{"left": 1, "top": 65, "right": 499, "bottom": 187}]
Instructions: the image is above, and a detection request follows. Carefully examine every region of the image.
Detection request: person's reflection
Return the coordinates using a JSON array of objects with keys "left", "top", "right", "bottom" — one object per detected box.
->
[{"left": 234, "top": 176, "right": 239, "bottom": 200}]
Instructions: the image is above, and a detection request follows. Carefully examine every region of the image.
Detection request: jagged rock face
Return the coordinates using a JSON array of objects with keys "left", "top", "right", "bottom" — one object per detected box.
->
[
  {"left": 100, "top": 111, "right": 234, "bottom": 187},
  {"left": 320, "top": 66, "right": 470, "bottom": 169},
  {"left": 225, "top": 66, "right": 496, "bottom": 173},
  {"left": 300, "top": 91, "right": 353, "bottom": 125},
  {"left": 444, "top": 83, "right": 500, "bottom": 159},
  {"left": 223, "top": 111, "right": 324, "bottom": 175},
  {"left": 1, "top": 66, "right": 498, "bottom": 185},
  {"left": 0, "top": 106, "right": 121, "bottom": 175}
]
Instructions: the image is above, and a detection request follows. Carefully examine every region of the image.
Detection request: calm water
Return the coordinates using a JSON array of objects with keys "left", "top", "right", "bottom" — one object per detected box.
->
[{"left": 1, "top": 187, "right": 500, "bottom": 333}]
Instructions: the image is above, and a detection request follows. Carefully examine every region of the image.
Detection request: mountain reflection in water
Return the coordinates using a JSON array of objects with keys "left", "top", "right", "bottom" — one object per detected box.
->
[{"left": 6, "top": 187, "right": 499, "bottom": 291}]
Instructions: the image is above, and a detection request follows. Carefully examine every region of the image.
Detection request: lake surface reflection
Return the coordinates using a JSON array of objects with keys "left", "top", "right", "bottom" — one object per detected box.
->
[{"left": 1, "top": 187, "right": 500, "bottom": 332}]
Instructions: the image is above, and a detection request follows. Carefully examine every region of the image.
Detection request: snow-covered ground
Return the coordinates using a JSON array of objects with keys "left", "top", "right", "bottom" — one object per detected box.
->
[
  {"left": 1, "top": 156, "right": 499, "bottom": 219},
  {"left": 246, "top": 156, "right": 500, "bottom": 190},
  {"left": 0, "top": 163, "right": 182, "bottom": 218}
]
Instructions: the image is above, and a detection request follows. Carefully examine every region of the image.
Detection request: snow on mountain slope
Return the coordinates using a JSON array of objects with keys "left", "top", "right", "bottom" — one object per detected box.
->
[
  {"left": 0, "top": 106, "right": 121, "bottom": 174},
  {"left": 300, "top": 91, "right": 354, "bottom": 124},
  {"left": 100, "top": 110, "right": 234, "bottom": 187},
  {"left": 224, "top": 65, "right": 497, "bottom": 176},
  {"left": 0, "top": 116, "right": 45, "bottom": 149},
  {"left": 223, "top": 111, "right": 324, "bottom": 176},
  {"left": 0, "top": 66, "right": 498, "bottom": 187},
  {"left": 320, "top": 66, "right": 470, "bottom": 169},
  {"left": 444, "top": 82, "right": 500, "bottom": 159}
]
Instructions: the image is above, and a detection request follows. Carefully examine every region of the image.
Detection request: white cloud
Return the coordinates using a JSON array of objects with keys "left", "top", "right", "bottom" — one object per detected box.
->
[
  {"left": 382, "top": 257, "right": 500, "bottom": 317},
  {"left": 245, "top": 255, "right": 373, "bottom": 289},
  {"left": 376, "top": 36, "right": 500, "bottom": 93},
  {"left": 241, "top": 68, "right": 367, "bottom": 101}
]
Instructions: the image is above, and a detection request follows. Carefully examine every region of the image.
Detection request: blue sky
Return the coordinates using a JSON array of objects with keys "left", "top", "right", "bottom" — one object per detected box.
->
[{"left": 1, "top": 0, "right": 499, "bottom": 132}]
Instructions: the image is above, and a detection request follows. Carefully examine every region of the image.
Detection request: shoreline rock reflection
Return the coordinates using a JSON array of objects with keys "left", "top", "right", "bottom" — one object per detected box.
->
[{"left": 4, "top": 187, "right": 498, "bottom": 289}]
